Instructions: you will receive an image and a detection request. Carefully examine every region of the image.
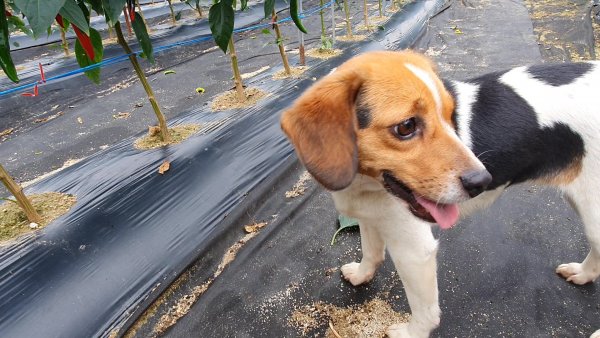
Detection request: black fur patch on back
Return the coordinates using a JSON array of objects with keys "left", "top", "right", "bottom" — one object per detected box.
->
[
  {"left": 465, "top": 73, "right": 585, "bottom": 189},
  {"left": 527, "top": 63, "right": 592, "bottom": 86}
]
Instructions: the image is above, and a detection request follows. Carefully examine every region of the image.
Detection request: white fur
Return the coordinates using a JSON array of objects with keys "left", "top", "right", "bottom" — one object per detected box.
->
[
  {"left": 405, "top": 63, "right": 442, "bottom": 116},
  {"left": 331, "top": 63, "right": 600, "bottom": 338},
  {"left": 451, "top": 80, "right": 479, "bottom": 149}
]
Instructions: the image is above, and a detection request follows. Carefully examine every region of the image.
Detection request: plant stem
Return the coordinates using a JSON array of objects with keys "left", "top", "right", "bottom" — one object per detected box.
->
[
  {"left": 272, "top": 10, "right": 292, "bottom": 75},
  {"left": 195, "top": 0, "right": 202, "bottom": 17},
  {"left": 319, "top": 0, "right": 326, "bottom": 38},
  {"left": 0, "top": 164, "right": 42, "bottom": 224},
  {"left": 363, "top": 0, "right": 370, "bottom": 32},
  {"left": 167, "top": 0, "right": 177, "bottom": 25},
  {"left": 343, "top": 0, "right": 353, "bottom": 37},
  {"left": 60, "top": 28, "right": 69, "bottom": 56},
  {"left": 228, "top": 37, "right": 246, "bottom": 102},
  {"left": 115, "top": 22, "right": 171, "bottom": 143},
  {"left": 123, "top": 7, "right": 133, "bottom": 37},
  {"left": 297, "top": 0, "right": 305, "bottom": 66},
  {"left": 378, "top": 0, "right": 383, "bottom": 17}
]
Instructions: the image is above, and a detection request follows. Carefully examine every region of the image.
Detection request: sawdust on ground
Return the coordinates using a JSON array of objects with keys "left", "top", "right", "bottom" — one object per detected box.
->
[
  {"left": 306, "top": 48, "right": 343, "bottom": 59},
  {"left": 289, "top": 298, "right": 410, "bottom": 337},
  {"left": 273, "top": 66, "right": 308, "bottom": 80},
  {"left": 211, "top": 87, "right": 268, "bottom": 112},
  {"left": 524, "top": 0, "right": 600, "bottom": 61},
  {"left": 336, "top": 34, "right": 368, "bottom": 42},
  {"left": 150, "top": 221, "right": 269, "bottom": 336},
  {"left": 134, "top": 124, "right": 200, "bottom": 150},
  {"left": 0, "top": 192, "right": 76, "bottom": 244},
  {"left": 285, "top": 171, "right": 312, "bottom": 198}
]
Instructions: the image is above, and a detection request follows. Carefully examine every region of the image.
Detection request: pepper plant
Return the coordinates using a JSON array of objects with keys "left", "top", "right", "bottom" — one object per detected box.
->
[
  {"left": 208, "top": 0, "right": 307, "bottom": 101},
  {"left": 1, "top": 0, "right": 171, "bottom": 142}
]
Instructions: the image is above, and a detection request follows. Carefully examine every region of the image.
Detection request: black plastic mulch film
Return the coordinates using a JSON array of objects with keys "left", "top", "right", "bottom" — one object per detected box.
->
[{"left": 0, "top": 1, "right": 444, "bottom": 337}]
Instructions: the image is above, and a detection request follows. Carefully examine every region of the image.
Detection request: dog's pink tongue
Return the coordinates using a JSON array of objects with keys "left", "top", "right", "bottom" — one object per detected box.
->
[{"left": 415, "top": 196, "right": 459, "bottom": 229}]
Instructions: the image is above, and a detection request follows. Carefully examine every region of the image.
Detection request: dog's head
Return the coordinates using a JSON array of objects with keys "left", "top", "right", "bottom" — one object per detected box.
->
[{"left": 281, "top": 51, "right": 491, "bottom": 228}]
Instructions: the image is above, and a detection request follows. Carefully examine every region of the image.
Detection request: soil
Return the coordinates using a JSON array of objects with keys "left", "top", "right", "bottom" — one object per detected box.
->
[
  {"left": 210, "top": 87, "right": 269, "bottom": 112},
  {"left": 133, "top": 124, "right": 201, "bottom": 150},
  {"left": 306, "top": 48, "right": 343, "bottom": 59},
  {"left": 272, "top": 66, "right": 308, "bottom": 80},
  {"left": 0, "top": 192, "right": 76, "bottom": 244},
  {"left": 289, "top": 298, "right": 411, "bottom": 337}
]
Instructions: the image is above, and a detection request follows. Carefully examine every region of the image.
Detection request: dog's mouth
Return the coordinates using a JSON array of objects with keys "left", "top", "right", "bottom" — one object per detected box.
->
[{"left": 382, "top": 171, "right": 460, "bottom": 229}]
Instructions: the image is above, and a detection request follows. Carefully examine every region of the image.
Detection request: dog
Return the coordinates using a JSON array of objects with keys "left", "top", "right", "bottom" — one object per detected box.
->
[{"left": 280, "top": 50, "right": 600, "bottom": 338}]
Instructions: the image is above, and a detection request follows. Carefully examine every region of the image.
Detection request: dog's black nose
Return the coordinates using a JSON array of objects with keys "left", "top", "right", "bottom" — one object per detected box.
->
[{"left": 460, "top": 169, "right": 492, "bottom": 198}]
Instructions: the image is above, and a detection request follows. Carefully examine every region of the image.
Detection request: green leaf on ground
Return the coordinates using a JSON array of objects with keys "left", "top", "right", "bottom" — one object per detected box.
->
[
  {"left": 164, "top": 70, "right": 176, "bottom": 75},
  {"left": 209, "top": 0, "right": 234, "bottom": 53},
  {"left": 0, "top": 2, "right": 18, "bottom": 82},
  {"left": 331, "top": 215, "right": 359, "bottom": 245},
  {"left": 75, "top": 27, "right": 103, "bottom": 84},
  {"left": 59, "top": 0, "right": 89, "bottom": 34},
  {"left": 132, "top": 12, "right": 154, "bottom": 63}
]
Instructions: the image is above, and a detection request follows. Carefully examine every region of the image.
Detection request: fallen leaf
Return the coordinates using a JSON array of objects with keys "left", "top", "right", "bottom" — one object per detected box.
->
[
  {"left": 195, "top": 87, "right": 205, "bottom": 94},
  {"left": 34, "top": 111, "right": 64, "bottom": 124},
  {"left": 113, "top": 112, "right": 130, "bottom": 119},
  {"left": 158, "top": 161, "right": 170, "bottom": 174},
  {"left": 163, "top": 70, "right": 176, "bottom": 75},
  {"left": 77, "top": 117, "right": 83, "bottom": 124},
  {"left": 0, "top": 128, "right": 14, "bottom": 137},
  {"left": 244, "top": 222, "right": 267, "bottom": 233},
  {"left": 134, "top": 102, "right": 144, "bottom": 108}
]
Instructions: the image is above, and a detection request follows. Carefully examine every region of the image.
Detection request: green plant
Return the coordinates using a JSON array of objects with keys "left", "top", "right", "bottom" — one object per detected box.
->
[
  {"left": 182, "top": 0, "right": 202, "bottom": 18},
  {"left": 1, "top": 0, "right": 172, "bottom": 142}
]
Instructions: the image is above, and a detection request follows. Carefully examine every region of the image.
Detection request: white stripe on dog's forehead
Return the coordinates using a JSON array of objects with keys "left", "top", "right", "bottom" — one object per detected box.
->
[{"left": 405, "top": 63, "right": 442, "bottom": 115}]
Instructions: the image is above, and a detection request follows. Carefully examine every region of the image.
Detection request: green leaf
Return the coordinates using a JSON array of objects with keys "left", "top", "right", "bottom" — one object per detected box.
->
[
  {"left": 13, "top": 0, "right": 67, "bottom": 37},
  {"left": 0, "top": 1, "right": 19, "bottom": 82},
  {"left": 208, "top": 0, "right": 234, "bottom": 53},
  {"left": 175, "top": 11, "right": 182, "bottom": 20},
  {"left": 86, "top": 0, "right": 104, "bottom": 15},
  {"left": 7, "top": 15, "right": 33, "bottom": 37},
  {"left": 101, "top": 0, "right": 126, "bottom": 26},
  {"left": 331, "top": 215, "right": 359, "bottom": 245},
  {"left": 131, "top": 12, "right": 154, "bottom": 63},
  {"left": 263, "top": 0, "right": 274, "bottom": 19},
  {"left": 75, "top": 27, "right": 103, "bottom": 83},
  {"left": 261, "top": 28, "right": 271, "bottom": 35},
  {"left": 240, "top": 0, "right": 247, "bottom": 11},
  {"left": 59, "top": 0, "right": 89, "bottom": 34}
]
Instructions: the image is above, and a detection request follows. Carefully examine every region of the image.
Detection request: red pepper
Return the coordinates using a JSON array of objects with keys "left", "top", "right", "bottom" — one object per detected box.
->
[
  {"left": 55, "top": 14, "right": 95, "bottom": 60},
  {"left": 127, "top": 0, "right": 135, "bottom": 22},
  {"left": 5, "top": 10, "right": 12, "bottom": 17}
]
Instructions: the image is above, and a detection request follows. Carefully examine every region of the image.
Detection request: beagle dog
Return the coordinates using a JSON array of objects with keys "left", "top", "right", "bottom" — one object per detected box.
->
[{"left": 281, "top": 51, "right": 600, "bottom": 338}]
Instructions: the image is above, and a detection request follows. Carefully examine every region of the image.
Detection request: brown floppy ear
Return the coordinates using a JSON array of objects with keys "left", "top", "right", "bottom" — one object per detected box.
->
[{"left": 281, "top": 70, "right": 362, "bottom": 191}]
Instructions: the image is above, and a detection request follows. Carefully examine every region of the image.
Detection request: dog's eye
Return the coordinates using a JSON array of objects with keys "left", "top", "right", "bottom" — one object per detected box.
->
[{"left": 392, "top": 118, "right": 418, "bottom": 140}]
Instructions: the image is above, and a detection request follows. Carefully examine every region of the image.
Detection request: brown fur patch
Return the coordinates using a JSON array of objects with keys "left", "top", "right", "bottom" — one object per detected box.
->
[{"left": 535, "top": 157, "right": 583, "bottom": 186}]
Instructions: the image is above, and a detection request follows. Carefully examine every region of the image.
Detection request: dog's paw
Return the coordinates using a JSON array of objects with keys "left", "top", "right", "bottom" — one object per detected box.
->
[
  {"left": 386, "top": 323, "right": 411, "bottom": 338},
  {"left": 590, "top": 329, "right": 600, "bottom": 338},
  {"left": 341, "top": 262, "right": 373, "bottom": 286},
  {"left": 556, "top": 262, "right": 594, "bottom": 285}
]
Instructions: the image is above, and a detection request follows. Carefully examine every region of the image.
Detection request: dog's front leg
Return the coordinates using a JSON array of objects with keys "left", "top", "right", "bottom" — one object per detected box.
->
[
  {"left": 341, "top": 219, "right": 385, "bottom": 285},
  {"left": 385, "top": 220, "right": 440, "bottom": 338}
]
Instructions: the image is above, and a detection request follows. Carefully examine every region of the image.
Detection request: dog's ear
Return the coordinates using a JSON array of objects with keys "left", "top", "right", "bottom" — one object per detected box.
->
[{"left": 281, "top": 70, "right": 362, "bottom": 191}]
